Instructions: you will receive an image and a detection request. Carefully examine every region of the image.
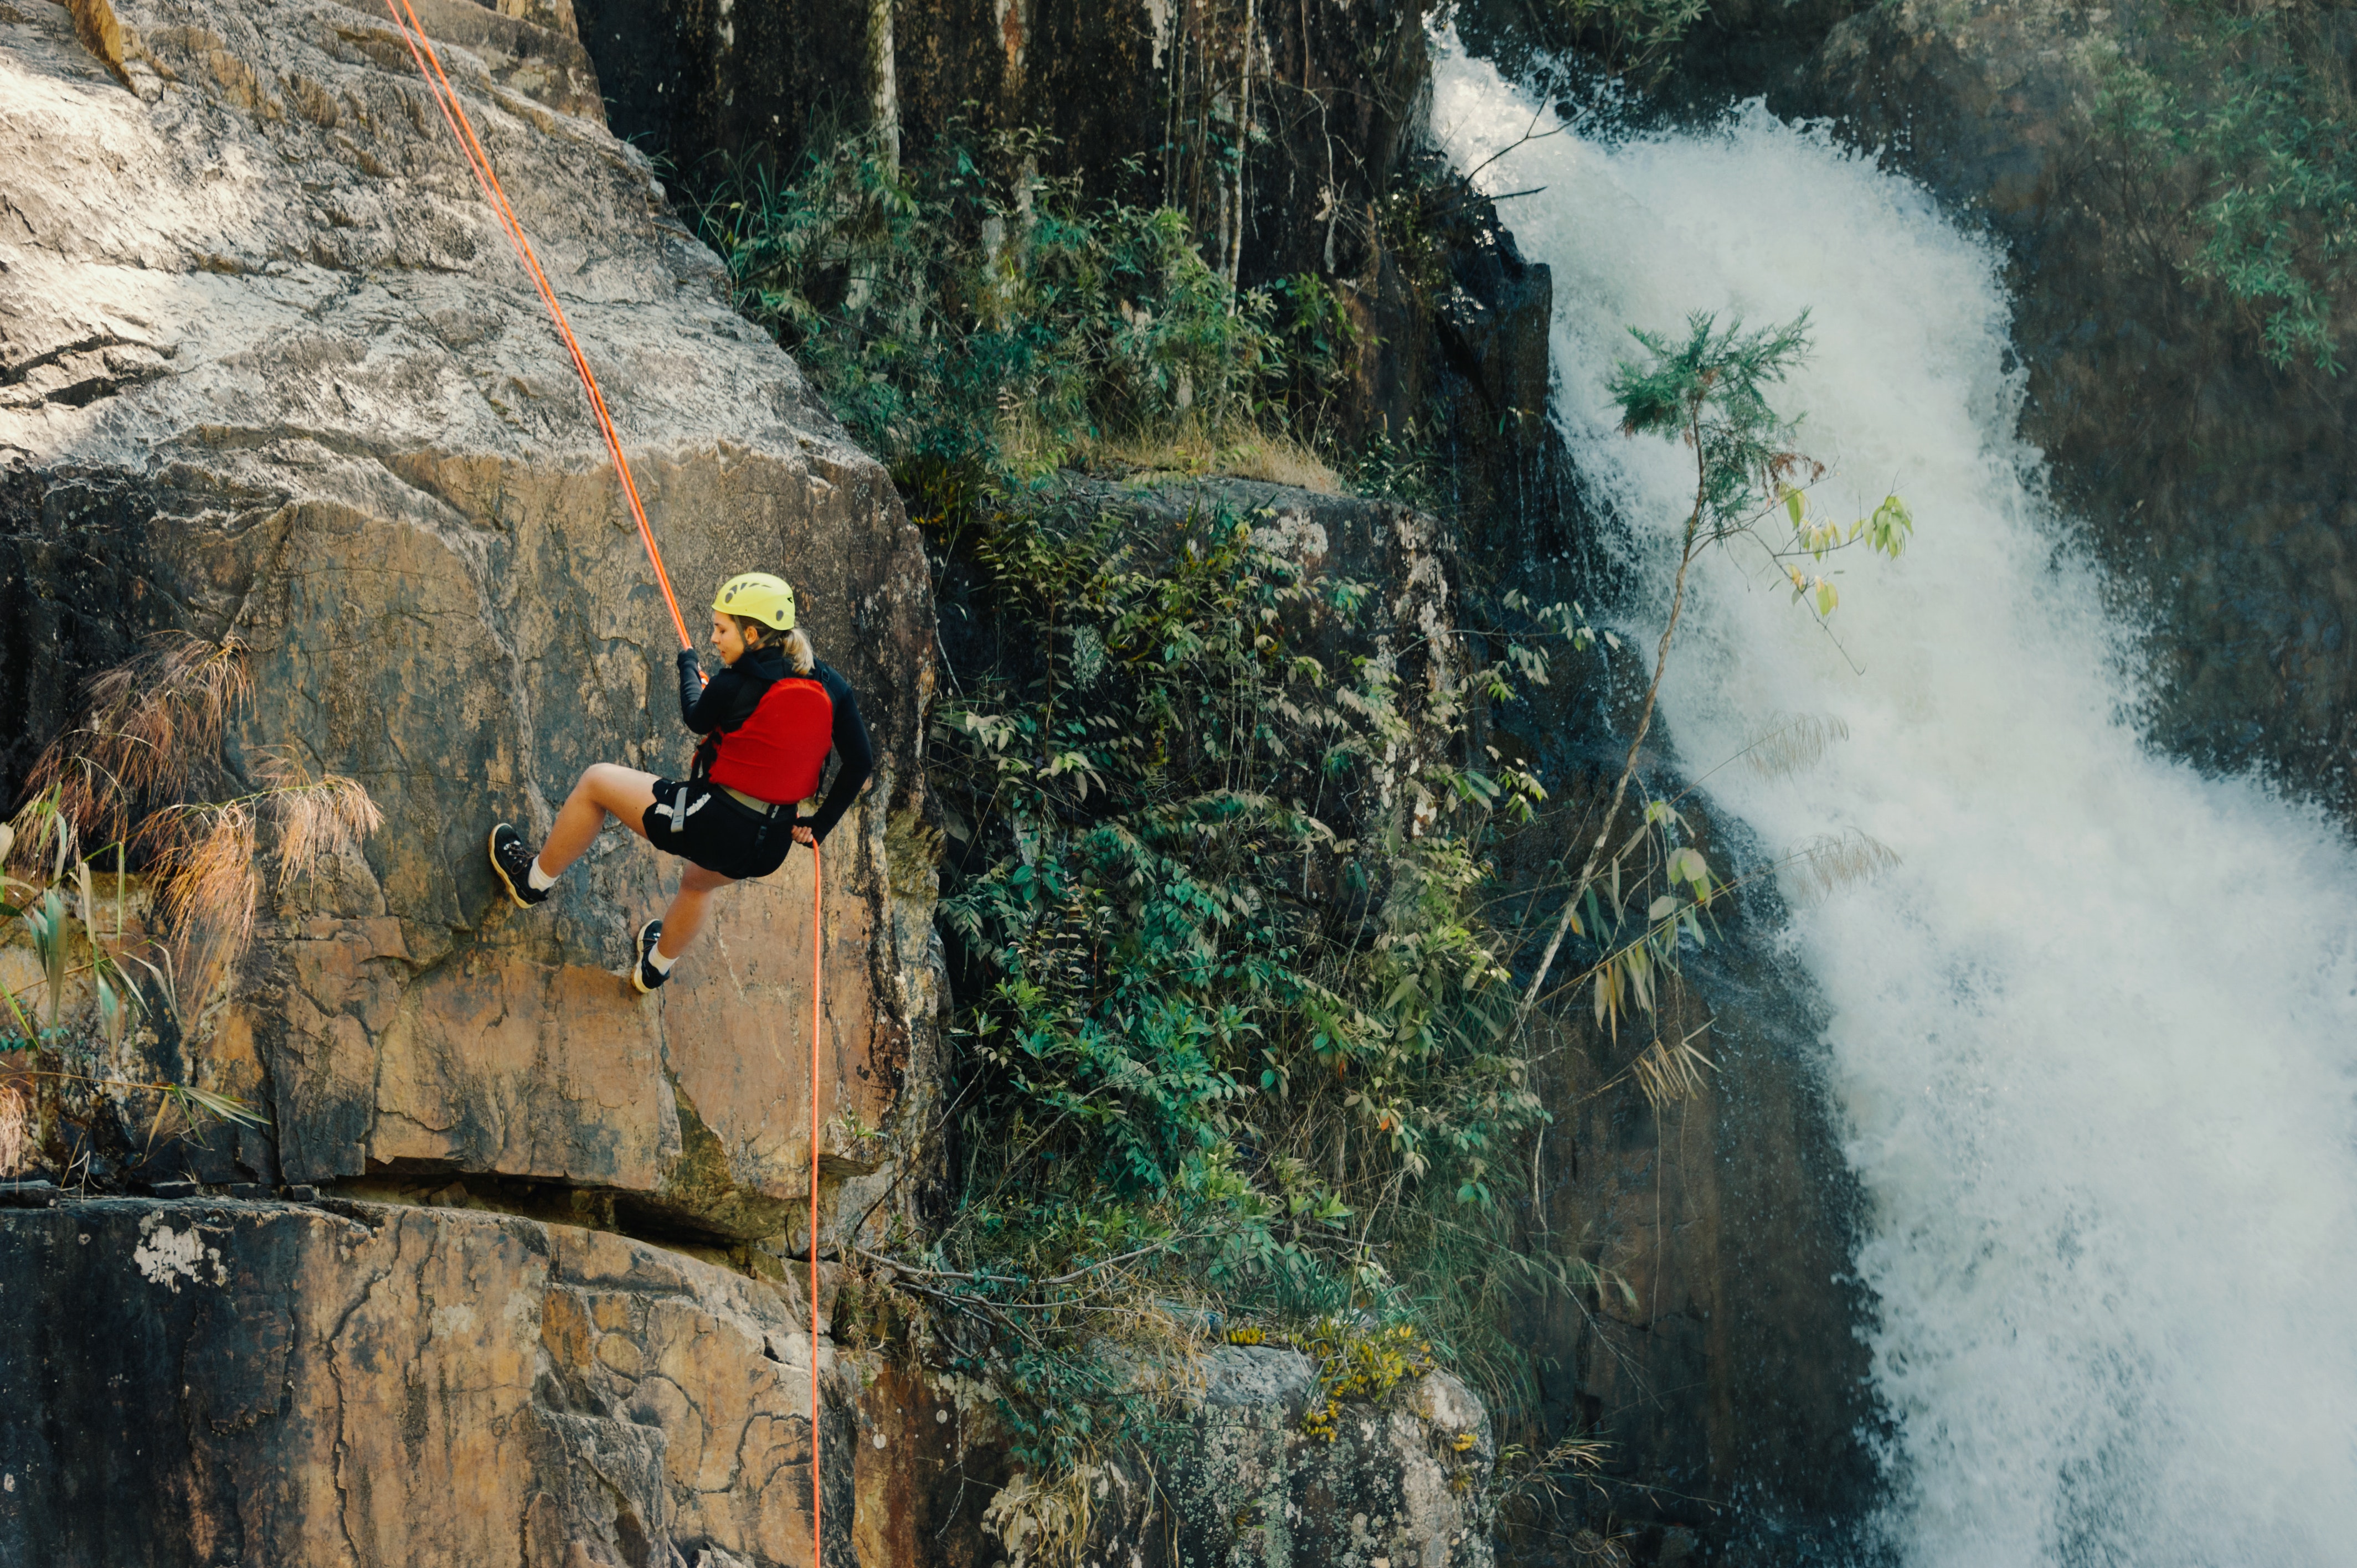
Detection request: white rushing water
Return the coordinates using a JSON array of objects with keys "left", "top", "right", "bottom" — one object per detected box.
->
[{"left": 1432, "top": 42, "right": 2357, "bottom": 1568}]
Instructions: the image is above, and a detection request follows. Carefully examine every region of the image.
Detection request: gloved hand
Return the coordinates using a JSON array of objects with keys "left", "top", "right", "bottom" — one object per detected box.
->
[{"left": 675, "top": 647, "right": 706, "bottom": 724}]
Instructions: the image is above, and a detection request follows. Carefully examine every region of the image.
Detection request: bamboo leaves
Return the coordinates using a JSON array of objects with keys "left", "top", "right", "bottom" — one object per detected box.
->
[{"left": 1521, "top": 310, "right": 1915, "bottom": 1029}]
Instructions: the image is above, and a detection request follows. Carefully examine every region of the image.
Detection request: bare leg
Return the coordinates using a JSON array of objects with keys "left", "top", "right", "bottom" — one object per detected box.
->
[
  {"left": 656, "top": 863, "right": 735, "bottom": 959},
  {"left": 537, "top": 764, "right": 660, "bottom": 875}
]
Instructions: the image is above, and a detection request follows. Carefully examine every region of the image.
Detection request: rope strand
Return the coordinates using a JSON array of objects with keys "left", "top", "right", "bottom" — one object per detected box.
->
[
  {"left": 810, "top": 839, "right": 824, "bottom": 1567},
  {"left": 381, "top": 0, "right": 691, "bottom": 650}
]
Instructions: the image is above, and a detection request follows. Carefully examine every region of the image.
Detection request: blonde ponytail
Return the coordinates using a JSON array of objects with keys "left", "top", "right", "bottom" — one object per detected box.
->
[{"left": 726, "top": 615, "right": 817, "bottom": 673}]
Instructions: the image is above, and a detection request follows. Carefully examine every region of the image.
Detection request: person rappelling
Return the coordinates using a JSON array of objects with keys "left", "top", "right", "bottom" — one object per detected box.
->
[
  {"left": 375, "top": 11, "right": 848, "bottom": 1542},
  {"left": 485, "top": 572, "right": 874, "bottom": 992}
]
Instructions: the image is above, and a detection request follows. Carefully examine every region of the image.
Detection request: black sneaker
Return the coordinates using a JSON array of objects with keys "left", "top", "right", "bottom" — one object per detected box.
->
[
  {"left": 488, "top": 824, "right": 549, "bottom": 908},
  {"left": 629, "top": 919, "right": 667, "bottom": 994}
]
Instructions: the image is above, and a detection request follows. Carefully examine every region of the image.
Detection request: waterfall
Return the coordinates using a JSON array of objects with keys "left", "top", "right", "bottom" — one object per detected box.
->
[{"left": 1433, "top": 43, "right": 2357, "bottom": 1567}]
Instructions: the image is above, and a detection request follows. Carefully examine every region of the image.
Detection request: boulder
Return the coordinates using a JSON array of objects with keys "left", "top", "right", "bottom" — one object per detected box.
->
[
  {"left": 971, "top": 1342, "right": 1494, "bottom": 1568},
  {"left": 0, "top": 0, "right": 939, "bottom": 1235},
  {"left": 1147, "top": 1344, "right": 1494, "bottom": 1568}
]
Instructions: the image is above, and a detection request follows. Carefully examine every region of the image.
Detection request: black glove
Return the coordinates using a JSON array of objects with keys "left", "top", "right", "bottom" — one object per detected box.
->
[{"left": 675, "top": 647, "right": 705, "bottom": 726}]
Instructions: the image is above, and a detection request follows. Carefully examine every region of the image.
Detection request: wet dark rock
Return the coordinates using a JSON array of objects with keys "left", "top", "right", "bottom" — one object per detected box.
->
[{"left": 1789, "top": 0, "right": 2357, "bottom": 816}]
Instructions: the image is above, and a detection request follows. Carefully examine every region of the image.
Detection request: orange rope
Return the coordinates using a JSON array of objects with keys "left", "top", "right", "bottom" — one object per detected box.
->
[
  {"left": 382, "top": 0, "right": 692, "bottom": 651},
  {"left": 809, "top": 839, "right": 824, "bottom": 1567},
  {"left": 388, "top": 9, "right": 829, "bottom": 1556}
]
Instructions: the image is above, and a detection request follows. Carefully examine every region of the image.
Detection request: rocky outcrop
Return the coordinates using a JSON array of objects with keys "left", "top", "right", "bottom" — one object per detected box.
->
[
  {"left": 0, "top": 0, "right": 939, "bottom": 1236},
  {"left": 1788, "top": 0, "right": 2357, "bottom": 813},
  {"left": 1085, "top": 1344, "right": 1496, "bottom": 1568},
  {"left": 0, "top": 1193, "right": 1495, "bottom": 1566},
  {"left": 0, "top": 1194, "right": 971, "bottom": 1566}
]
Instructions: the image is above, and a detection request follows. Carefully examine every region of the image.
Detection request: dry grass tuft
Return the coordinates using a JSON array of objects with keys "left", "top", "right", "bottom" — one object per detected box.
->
[
  {"left": 981, "top": 1463, "right": 1103, "bottom": 1568},
  {"left": 1785, "top": 828, "right": 1900, "bottom": 905},
  {"left": 256, "top": 749, "right": 385, "bottom": 894},
  {"left": 1217, "top": 435, "right": 1341, "bottom": 492},
  {"left": 1074, "top": 425, "right": 1341, "bottom": 494},
  {"left": 18, "top": 629, "right": 382, "bottom": 997},
  {"left": 142, "top": 801, "right": 261, "bottom": 957},
  {"left": 25, "top": 633, "right": 252, "bottom": 849},
  {"left": 1741, "top": 711, "right": 1850, "bottom": 778},
  {"left": 0, "top": 1083, "right": 28, "bottom": 1178},
  {"left": 136, "top": 756, "right": 383, "bottom": 1003},
  {"left": 0, "top": 637, "right": 370, "bottom": 1146},
  {"left": 1629, "top": 1025, "right": 1715, "bottom": 1112}
]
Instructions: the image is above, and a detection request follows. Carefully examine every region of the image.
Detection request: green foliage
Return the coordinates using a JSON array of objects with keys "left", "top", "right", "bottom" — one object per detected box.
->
[
  {"left": 1608, "top": 310, "right": 1814, "bottom": 533},
  {"left": 932, "top": 497, "right": 1543, "bottom": 1230},
  {"left": 1298, "top": 1318, "right": 1437, "bottom": 1439},
  {"left": 2105, "top": 0, "right": 2357, "bottom": 370},
  {"left": 1342, "top": 416, "right": 1445, "bottom": 510},
  {"left": 1607, "top": 309, "right": 1910, "bottom": 606},
  {"left": 1264, "top": 271, "right": 1367, "bottom": 447},
  {"left": 899, "top": 488, "right": 1593, "bottom": 1464},
  {"left": 1312, "top": 1318, "right": 1436, "bottom": 1401},
  {"left": 1530, "top": 0, "right": 1711, "bottom": 87},
  {"left": 693, "top": 131, "right": 1316, "bottom": 480},
  {"left": 1520, "top": 312, "right": 1910, "bottom": 1039}
]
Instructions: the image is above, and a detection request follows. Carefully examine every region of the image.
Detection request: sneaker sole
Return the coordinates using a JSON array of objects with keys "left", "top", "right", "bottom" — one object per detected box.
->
[
  {"left": 488, "top": 826, "right": 536, "bottom": 910},
  {"left": 629, "top": 920, "right": 665, "bottom": 994}
]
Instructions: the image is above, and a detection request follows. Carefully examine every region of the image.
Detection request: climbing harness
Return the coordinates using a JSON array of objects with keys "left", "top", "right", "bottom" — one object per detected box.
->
[
  {"left": 380, "top": 0, "right": 691, "bottom": 652},
  {"left": 382, "top": 12, "right": 831, "bottom": 1560}
]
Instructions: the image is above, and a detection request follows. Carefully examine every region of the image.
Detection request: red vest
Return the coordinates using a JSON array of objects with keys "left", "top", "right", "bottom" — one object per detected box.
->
[{"left": 708, "top": 677, "right": 834, "bottom": 804}]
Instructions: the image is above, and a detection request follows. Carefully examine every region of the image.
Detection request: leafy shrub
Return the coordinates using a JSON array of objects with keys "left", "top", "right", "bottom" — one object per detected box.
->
[
  {"left": 929, "top": 492, "right": 1546, "bottom": 1253},
  {"left": 883, "top": 484, "right": 1598, "bottom": 1476},
  {"left": 2104, "top": 0, "right": 2357, "bottom": 370},
  {"left": 693, "top": 131, "right": 1366, "bottom": 480}
]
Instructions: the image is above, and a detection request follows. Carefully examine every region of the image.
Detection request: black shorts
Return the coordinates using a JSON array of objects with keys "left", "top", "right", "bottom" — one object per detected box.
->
[{"left": 641, "top": 777, "right": 797, "bottom": 881}]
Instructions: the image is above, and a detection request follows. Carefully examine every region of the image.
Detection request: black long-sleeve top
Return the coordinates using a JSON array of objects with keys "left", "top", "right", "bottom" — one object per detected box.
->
[{"left": 675, "top": 645, "right": 874, "bottom": 843}]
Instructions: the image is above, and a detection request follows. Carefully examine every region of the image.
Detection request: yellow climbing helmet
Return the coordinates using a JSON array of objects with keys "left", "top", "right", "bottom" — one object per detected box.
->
[{"left": 712, "top": 571, "right": 796, "bottom": 632}]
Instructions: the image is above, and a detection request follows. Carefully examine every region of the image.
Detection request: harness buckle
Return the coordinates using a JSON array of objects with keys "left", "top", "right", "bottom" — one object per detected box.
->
[{"left": 721, "top": 784, "right": 785, "bottom": 818}]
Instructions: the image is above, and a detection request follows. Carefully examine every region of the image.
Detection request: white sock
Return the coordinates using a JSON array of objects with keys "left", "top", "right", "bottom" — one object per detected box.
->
[
  {"left": 648, "top": 947, "right": 677, "bottom": 976},
  {"left": 527, "top": 857, "right": 558, "bottom": 892}
]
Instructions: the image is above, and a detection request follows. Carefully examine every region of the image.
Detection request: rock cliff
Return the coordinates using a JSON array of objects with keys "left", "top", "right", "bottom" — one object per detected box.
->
[
  {"left": 0, "top": 1, "right": 1506, "bottom": 1561},
  {"left": 0, "top": 0, "right": 939, "bottom": 1236},
  {"left": 0, "top": 1187, "right": 1495, "bottom": 1566},
  {"left": 0, "top": 1195, "right": 905, "bottom": 1566}
]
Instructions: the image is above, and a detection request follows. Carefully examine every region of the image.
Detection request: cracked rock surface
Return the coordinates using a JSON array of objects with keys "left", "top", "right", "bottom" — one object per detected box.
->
[
  {"left": 1157, "top": 1346, "right": 1495, "bottom": 1568},
  {"left": 0, "top": 1196, "right": 1495, "bottom": 1567},
  {"left": 0, "top": 1196, "right": 980, "bottom": 1566},
  {"left": 0, "top": 0, "right": 940, "bottom": 1232}
]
